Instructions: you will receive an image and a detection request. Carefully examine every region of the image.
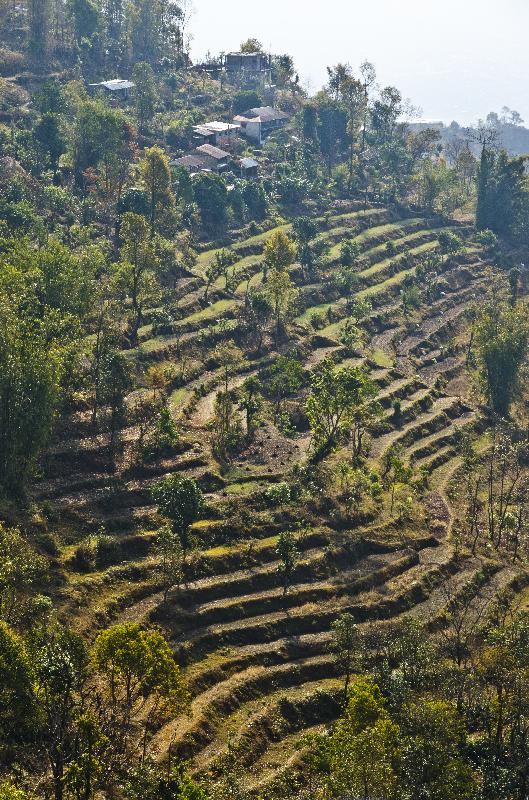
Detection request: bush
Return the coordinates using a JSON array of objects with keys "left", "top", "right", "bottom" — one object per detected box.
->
[
  {"left": 70, "top": 542, "right": 95, "bottom": 572},
  {"left": 263, "top": 482, "right": 292, "bottom": 507},
  {"left": 96, "top": 535, "right": 121, "bottom": 568},
  {"left": 0, "top": 49, "right": 25, "bottom": 76}
]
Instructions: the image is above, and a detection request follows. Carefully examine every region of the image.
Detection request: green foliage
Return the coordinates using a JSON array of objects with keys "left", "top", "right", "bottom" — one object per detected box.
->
[
  {"left": 233, "top": 90, "right": 261, "bottom": 116},
  {"left": 0, "top": 294, "right": 63, "bottom": 494},
  {"left": 0, "top": 622, "right": 38, "bottom": 755},
  {"left": 92, "top": 623, "right": 188, "bottom": 711},
  {"left": 475, "top": 296, "right": 529, "bottom": 416},
  {"left": 151, "top": 475, "right": 203, "bottom": 555},
  {"left": 192, "top": 172, "right": 228, "bottom": 231},
  {"left": 0, "top": 525, "right": 47, "bottom": 625},
  {"left": 306, "top": 358, "right": 378, "bottom": 454},
  {"left": 132, "top": 62, "right": 157, "bottom": 133},
  {"left": 276, "top": 529, "right": 298, "bottom": 595}
]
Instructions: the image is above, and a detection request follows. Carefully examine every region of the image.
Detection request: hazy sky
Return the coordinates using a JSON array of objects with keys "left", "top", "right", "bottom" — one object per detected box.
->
[{"left": 189, "top": 0, "right": 529, "bottom": 125}]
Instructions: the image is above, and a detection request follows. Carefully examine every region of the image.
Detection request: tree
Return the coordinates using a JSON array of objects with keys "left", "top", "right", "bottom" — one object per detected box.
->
[
  {"left": 262, "top": 268, "right": 299, "bottom": 344},
  {"left": 34, "top": 113, "right": 66, "bottom": 173},
  {"left": 0, "top": 525, "right": 46, "bottom": 625},
  {"left": 239, "top": 38, "right": 262, "bottom": 53},
  {"left": 438, "top": 230, "right": 463, "bottom": 261},
  {"left": 192, "top": 172, "right": 228, "bottom": 231},
  {"left": 132, "top": 62, "right": 157, "bottom": 134},
  {"left": 0, "top": 294, "right": 62, "bottom": 495},
  {"left": 233, "top": 90, "right": 261, "bottom": 116},
  {"left": 262, "top": 230, "right": 296, "bottom": 278},
  {"left": 0, "top": 622, "right": 38, "bottom": 759},
  {"left": 140, "top": 146, "right": 175, "bottom": 236},
  {"left": 331, "top": 613, "right": 359, "bottom": 699},
  {"left": 276, "top": 530, "right": 298, "bottom": 596},
  {"left": 400, "top": 700, "right": 476, "bottom": 800},
  {"left": 317, "top": 680, "right": 401, "bottom": 800},
  {"left": 265, "top": 355, "right": 305, "bottom": 419},
  {"left": 475, "top": 298, "right": 529, "bottom": 416},
  {"left": 239, "top": 376, "right": 262, "bottom": 439},
  {"left": 306, "top": 358, "right": 378, "bottom": 456},
  {"left": 118, "top": 211, "right": 160, "bottom": 343},
  {"left": 28, "top": 0, "right": 50, "bottom": 67},
  {"left": 91, "top": 623, "right": 188, "bottom": 761},
  {"left": 155, "top": 526, "right": 183, "bottom": 602},
  {"left": 32, "top": 625, "right": 89, "bottom": 800},
  {"left": 384, "top": 448, "right": 413, "bottom": 514},
  {"left": 151, "top": 475, "right": 203, "bottom": 559}
]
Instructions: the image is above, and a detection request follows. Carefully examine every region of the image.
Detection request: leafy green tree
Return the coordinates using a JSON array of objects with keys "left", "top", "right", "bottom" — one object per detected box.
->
[
  {"left": 155, "top": 525, "right": 184, "bottom": 602},
  {"left": 263, "top": 229, "right": 296, "bottom": 278},
  {"left": 233, "top": 90, "right": 261, "bottom": 116},
  {"left": 124, "top": 760, "right": 208, "bottom": 800},
  {"left": 400, "top": 700, "right": 476, "bottom": 800},
  {"left": 32, "top": 625, "right": 88, "bottom": 800},
  {"left": 475, "top": 298, "right": 529, "bottom": 416},
  {"left": 319, "top": 681, "right": 401, "bottom": 800},
  {"left": 239, "top": 37, "right": 262, "bottom": 52},
  {"left": 0, "top": 622, "right": 38, "bottom": 759},
  {"left": 151, "top": 475, "right": 203, "bottom": 559},
  {"left": 140, "top": 146, "right": 175, "bottom": 237},
  {"left": 0, "top": 295, "right": 62, "bottom": 495},
  {"left": 92, "top": 623, "right": 188, "bottom": 761},
  {"left": 118, "top": 211, "right": 160, "bottom": 342},
  {"left": 276, "top": 530, "right": 298, "bottom": 596},
  {"left": 306, "top": 358, "right": 378, "bottom": 456},
  {"left": 192, "top": 172, "right": 228, "bottom": 231},
  {"left": 28, "top": 0, "right": 50, "bottom": 66},
  {"left": 264, "top": 355, "right": 305, "bottom": 419},
  {"left": 34, "top": 113, "right": 66, "bottom": 173},
  {"left": 0, "top": 525, "right": 46, "bottom": 625},
  {"left": 262, "top": 268, "right": 299, "bottom": 344},
  {"left": 384, "top": 448, "right": 413, "bottom": 514},
  {"left": 438, "top": 230, "right": 463, "bottom": 261},
  {"left": 331, "top": 613, "right": 359, "bottom": 698},
  {"left": 0, "top": 784, "right": 34, "bottom": 800},
  {"left": 69, "top": 0, "right": 100, "bottom": 44},
  {"left": 132, "top": 62, "right": 157, "bottom": 134}
]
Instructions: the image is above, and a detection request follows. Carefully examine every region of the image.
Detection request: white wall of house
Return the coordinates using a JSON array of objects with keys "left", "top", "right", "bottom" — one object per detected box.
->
[{"left": 244, "top": 121, "right": 262, "bottom": 144}]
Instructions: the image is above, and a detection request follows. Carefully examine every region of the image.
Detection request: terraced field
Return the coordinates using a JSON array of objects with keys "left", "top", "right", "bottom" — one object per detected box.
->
[{"left": 33, "top": 201, "right": 519, "bottom": 791}]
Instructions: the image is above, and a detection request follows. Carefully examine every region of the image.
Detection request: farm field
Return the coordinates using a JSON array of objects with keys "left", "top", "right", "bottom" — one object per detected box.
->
[{"left": 28, "top": 200, "right": 523, "bottom": 792}]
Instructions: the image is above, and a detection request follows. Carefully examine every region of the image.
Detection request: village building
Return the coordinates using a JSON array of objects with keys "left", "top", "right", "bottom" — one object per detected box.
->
[
  {"left": 87, "top": 79, "right": 134, "bottom": 98},
  {"left": 170, "top": 143, "right": 231, "bottom": 174},
  {"left": 192, "top": 121, "right": 241, "bottom": 147},
  {"left": 233, "top": 106, "right": 289, "bottom": 145},
  {"left": 238, "top": 157, "right": 259, "bottom": 178},
  {"left": 225, "top": 51, "right": 271, "bottom": 75}
]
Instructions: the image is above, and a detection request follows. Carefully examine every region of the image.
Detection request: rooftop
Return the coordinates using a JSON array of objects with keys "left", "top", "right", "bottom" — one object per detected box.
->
[
  {"left": 88, "top": 79, "right": 134, "bottom": 91},
  {"left": 195, "top": 143, "right": 231, "bottom": 160},
  {"left": 234, "top": 106, "right": 289, "bottom": 124}
]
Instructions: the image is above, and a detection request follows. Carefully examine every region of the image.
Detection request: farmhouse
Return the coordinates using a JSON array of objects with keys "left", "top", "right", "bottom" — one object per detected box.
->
[
  {"left": 225, "top": 51, "right": 271, "bottom": 74},
  {"left": 170, "top": 143, "right": 231, "bottom": 174},
  {"left": 87, "top": 79, "right": 134, "bottom": 97},
  {"left": 233, "top": 106, "right": 289, "bottom": 145},
  {"left": 192, "top": 121, "right": 241, "bottom": 147},
  {"left": 239, "top": 156, "right": 259, "bottom": 178}
]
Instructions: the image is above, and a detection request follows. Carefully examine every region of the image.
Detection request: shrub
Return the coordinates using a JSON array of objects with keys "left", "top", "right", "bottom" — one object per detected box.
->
[{"left": 263, "top": 482, "right": 292, "bottom": 507}]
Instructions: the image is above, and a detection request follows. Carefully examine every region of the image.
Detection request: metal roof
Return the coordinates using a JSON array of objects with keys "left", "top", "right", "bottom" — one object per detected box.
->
[
  {"left": 234, "top": 106, "right": 289, "bottom": 124},
  {"left": 240, "top": 157, "right": 259, "bottom": 169},
  {"left": 88, "top": 79, "right": 134, "bottom": 91},
  {"left": 195, "top": 143, "right": 230, "bottom": 160}
]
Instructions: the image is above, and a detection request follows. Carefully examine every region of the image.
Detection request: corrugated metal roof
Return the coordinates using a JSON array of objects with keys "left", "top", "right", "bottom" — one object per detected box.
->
[
  {"left": 234, "top": 106, "right": 288, "bottom": 124},
  {"left": 88, "top": 79, "right": 134, "bottom": 91},
  {"left": 195, "top": 143, "right": 230, "bottom": 160}
]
